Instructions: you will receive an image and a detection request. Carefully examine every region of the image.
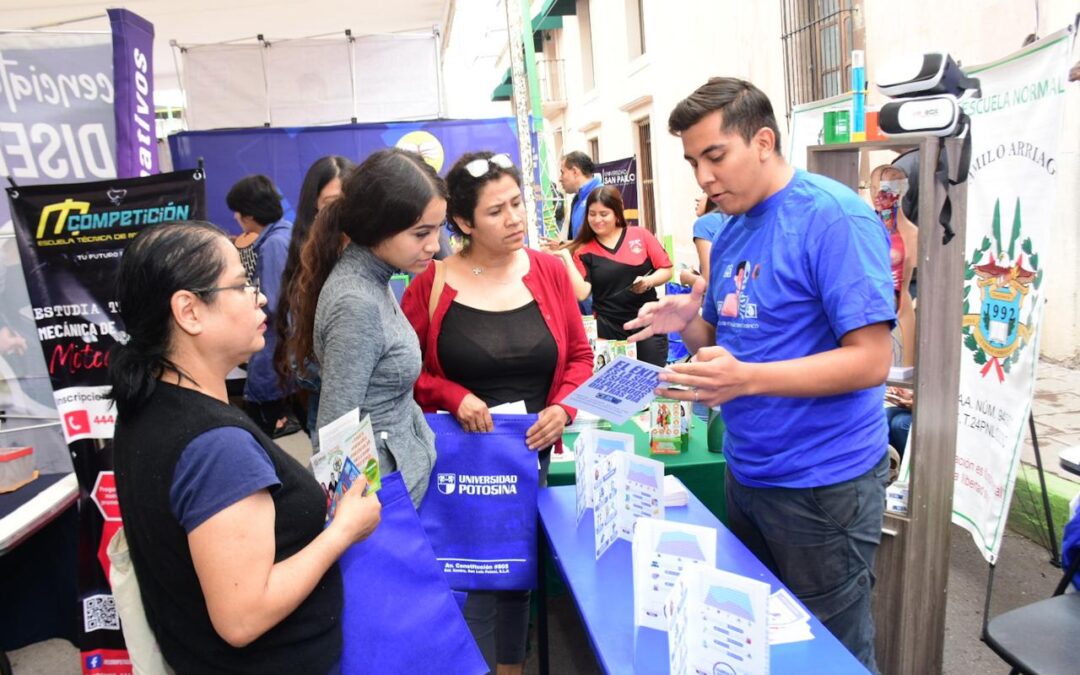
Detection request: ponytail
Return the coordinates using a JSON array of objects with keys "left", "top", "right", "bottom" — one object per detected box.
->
[
  {"left": 109, "top": 342, "right": 185, "bottom": 419},
  {"left": 273, "top": 156, "right": 355, "bottom": 383},
  {"left": 286, "top": 200, "right": 346, "bottom": 377}
]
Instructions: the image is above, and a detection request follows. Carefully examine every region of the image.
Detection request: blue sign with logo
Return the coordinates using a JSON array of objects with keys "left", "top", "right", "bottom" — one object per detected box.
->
[{"left": 419, "top": 413, "right": 539, "bottom": 591}]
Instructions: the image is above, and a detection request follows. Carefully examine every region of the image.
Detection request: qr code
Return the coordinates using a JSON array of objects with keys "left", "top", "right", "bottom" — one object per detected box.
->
[{"left": 83, "top": 593, "right": 119, "bottom": 633}]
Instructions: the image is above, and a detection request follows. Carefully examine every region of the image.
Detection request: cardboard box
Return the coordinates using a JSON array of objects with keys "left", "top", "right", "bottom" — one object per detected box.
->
[
  {"left": 649, "top": 398, "right": 689, "bottom": 455},
  {"left": 0, "top": 446, "right": 36, "bottom": 493}
]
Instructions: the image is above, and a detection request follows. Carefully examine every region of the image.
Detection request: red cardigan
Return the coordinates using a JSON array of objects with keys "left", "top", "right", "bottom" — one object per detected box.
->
[{"left": 401, "top": 248, "right": 594, "bottom": 422}]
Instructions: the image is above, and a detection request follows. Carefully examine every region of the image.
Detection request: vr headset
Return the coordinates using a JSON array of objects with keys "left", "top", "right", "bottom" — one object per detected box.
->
[
  {"left": 876, "top": 53, "right": 981, "bottom": 99},
  {"left": 875, "top": 53, "right": 981, "bottom": 138},
  {"left": 878, "top": 95, "right": 964, "bottom": 137},
  {"left": 874, "top": 53, "right": 981, "bottom": 244}
]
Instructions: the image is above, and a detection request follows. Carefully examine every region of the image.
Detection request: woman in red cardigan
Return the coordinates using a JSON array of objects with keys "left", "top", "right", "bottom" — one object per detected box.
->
[{"left": 400, "top": 151, "right": 592, "bottom": 675}]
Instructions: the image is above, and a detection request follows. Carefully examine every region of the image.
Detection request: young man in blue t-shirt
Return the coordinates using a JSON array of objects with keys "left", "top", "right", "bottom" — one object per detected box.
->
[{"left": 626, "top": 78, "right": 895, "bottom": 672}]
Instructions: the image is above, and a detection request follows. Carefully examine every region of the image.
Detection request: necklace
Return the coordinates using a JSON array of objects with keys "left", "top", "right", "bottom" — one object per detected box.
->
[
  {"left": 467, "top": 254, "right": 522, "bottom": 286},
  {"left": 470, "top": 265, "right": 517, "bottom": 285}
]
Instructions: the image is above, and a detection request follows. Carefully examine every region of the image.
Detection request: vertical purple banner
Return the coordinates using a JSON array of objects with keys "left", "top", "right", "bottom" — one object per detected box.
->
[
  {"left": 107, "top": 9, "right": 157, "bottom": 178},
  {"left": 596, "top": 156, "right": 639, "bottom": 228}
]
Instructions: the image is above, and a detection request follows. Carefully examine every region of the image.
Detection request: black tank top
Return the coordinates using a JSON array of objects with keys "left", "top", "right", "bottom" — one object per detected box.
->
[{"left": 437, "top": 300, "right": 557, "bottom": 413}]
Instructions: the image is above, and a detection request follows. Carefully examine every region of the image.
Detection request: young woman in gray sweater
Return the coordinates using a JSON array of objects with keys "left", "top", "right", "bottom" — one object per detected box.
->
[{"left": 288, "top": 148, "right": 447, "bottom": 506}]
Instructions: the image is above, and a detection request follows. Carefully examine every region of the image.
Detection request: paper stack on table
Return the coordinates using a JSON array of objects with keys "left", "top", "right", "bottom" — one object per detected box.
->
[
  {"left": 768, "top": 588, "right": 814, "bottom": 644},
  {"left": 663, "top": 475, "right": 689, "bottom": 507}
]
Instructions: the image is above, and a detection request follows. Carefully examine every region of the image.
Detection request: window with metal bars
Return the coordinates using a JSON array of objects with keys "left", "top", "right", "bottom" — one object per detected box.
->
[
  {"left": 635, "top": 118, "right": 656, "bottom": 233},
  {"left": 780, "top": 0, "right": 861, "bottom": 117}
]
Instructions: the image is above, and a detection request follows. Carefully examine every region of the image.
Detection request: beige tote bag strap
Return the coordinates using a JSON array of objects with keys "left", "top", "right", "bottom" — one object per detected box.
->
[{"left": 428, "top": 260, "right": 446, "bottom": 322}]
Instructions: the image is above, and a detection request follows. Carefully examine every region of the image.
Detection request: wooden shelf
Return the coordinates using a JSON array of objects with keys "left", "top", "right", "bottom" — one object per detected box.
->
[{"left": 807, "top": 139, "right": 924, "bottom": 153}]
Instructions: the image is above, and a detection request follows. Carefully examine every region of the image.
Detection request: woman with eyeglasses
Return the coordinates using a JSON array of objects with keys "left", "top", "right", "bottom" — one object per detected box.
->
[
  {"left": 545, "top": 185, "right": 673, "bottom": 366},
  {"left": 401, "top": 151, "right": 592, "bottom": 674},
  {"left": 289, "top": 148, "right": 446, "bottom": 506},
  {"left": 111, "top": 221, "right": 382, "bottom": 674},
  {"left": 274, "top": 156, "right": 355, "bottom": 443}
]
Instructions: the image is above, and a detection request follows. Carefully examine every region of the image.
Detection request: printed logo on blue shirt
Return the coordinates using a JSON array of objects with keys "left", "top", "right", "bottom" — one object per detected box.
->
[{"left": 719, "top": 260, "right": 760, "bottom": 322}]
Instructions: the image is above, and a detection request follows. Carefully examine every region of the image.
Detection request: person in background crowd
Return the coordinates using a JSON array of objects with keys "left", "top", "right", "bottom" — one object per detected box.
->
[
  {"left": 558, "top": 151, "right": 603, "bottom": 240},
  {"left": 679, "top": 193, "right": 730, "bottom": 286},
  {"left": 111, "top": 221, "right": 381, "bottom": 674},
  {"left": 626, "top": 77, "right": 893, "bottom": 672},
  {"left": 401, "top": 150, "right": 592, "bottom": 675},
  {"left": 274, "top": 156, "right": 355, "bottom": 443},
  {"left": 289, "top": 148, "right": 445, "bottom": 506},
  {"left": 869, "top": 163, "right": 917, "bottom": 368},
  {"left": 546, "top": 186, "right": 673, "bottom": 367},
  {"left": 226, "top": 174, "right": 298, "bottom": 438}
]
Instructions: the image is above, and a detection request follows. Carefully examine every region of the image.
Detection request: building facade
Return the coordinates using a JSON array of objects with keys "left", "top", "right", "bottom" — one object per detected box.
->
[{"left": 473, "top": 0, "right": 1078, "bottom": 361}]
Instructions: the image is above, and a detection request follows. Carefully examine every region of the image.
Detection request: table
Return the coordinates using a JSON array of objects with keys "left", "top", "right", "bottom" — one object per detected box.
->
[
  {"left": 0, "top": 472, "right": 78, "bottom": 554},
  {"left": 537, "top": 485, "right": 868, "bottom": 674},
  {"left": 0, "top": 473, "right": 80, "bottom": 655},
  {"left": 553, "top": 415, "right": 728, "bottom": 522}
]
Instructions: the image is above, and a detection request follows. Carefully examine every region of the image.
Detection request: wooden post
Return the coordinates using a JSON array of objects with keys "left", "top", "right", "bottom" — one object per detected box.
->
[{"left": 807, "top": 137, "right": 966, "bottom": 674}]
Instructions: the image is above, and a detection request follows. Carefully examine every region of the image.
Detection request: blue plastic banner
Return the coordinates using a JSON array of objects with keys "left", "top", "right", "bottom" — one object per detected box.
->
[
  {"left": 340, "top": 471, "right": 486, "bottom": 675},
  {"left": 419, "top": 413, "right": 540, "bottom": 591},
  {"left": 107, "top": 9, "right": 158, "bottom": 178},
  {"left": 168, "top": 118, "right": 522, "bottom": 234}
]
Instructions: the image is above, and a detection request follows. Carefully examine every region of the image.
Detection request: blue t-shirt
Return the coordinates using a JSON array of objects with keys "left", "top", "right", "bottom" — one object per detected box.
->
[
  {"left": 170, "top": 426, "right": 281, "bottom": 532},
  {"left": 568, "top": 176, "right": 603, "bottom": 239},
  {"left": 692, "top": 212, "right": 730, "bottom": 244},
  {"left": 703, "top": 170, "right": 895, "bottom": 488}
]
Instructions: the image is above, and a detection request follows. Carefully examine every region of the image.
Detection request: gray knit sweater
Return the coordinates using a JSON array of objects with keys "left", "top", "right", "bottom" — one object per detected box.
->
[{"left": 314, "top": 244, "right": 435, "bottom": 506}]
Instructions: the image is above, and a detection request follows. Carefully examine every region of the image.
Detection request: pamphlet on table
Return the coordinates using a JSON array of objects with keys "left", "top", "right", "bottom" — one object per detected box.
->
[
  {"left": 593, "top": 451, "right": 664, "bottom": 559},
  {"left": 632, "top": 518, "right": 717, "bottom": 631},
  {"left": 668, "top": 567, "right": 770, "bottom": 675},
  {"left": 573, "top": 429, "right": 635, "bottom": 522},
  {"left": 768, "top": 588, "right": 814, "bottom": 645}
]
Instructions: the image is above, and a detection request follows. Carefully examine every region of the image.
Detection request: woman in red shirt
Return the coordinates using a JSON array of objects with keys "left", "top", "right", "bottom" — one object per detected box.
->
[
  {"left": 548, "top": 185, "right": 673, "bottom": 366},
  {"left": 400, "top": 151, "right": 592, "bottom": 674}
]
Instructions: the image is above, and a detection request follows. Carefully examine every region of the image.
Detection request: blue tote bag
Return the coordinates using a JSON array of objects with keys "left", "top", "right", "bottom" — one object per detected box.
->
[
  {"left": 419, "top": 413, "right": 540, "bottom": 591},
  {"left": 339, "top": 471, "right": 486, "bottom": 675}
]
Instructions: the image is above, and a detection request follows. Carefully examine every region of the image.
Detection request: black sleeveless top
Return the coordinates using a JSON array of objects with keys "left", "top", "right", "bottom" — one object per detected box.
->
[
  {"left": 113, "top": 382, "right": 342, "bottom": 675},
  {"left": 437, "top": 300, "right": 557, "bottom": 413}
]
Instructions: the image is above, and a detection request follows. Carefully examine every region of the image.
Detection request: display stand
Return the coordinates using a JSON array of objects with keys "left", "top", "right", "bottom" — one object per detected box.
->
[{"left": 807, "top": 137, "right": 966, "bottom": 675}]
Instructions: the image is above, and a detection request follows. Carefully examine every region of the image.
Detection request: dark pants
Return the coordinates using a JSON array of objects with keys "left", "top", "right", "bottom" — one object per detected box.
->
[
  {"left": 463, "top": 449, "right": 551, "bottom": 670},
  {"left": 725, "top": 452, "right": 889, "bottom": 673},
  {"left": 634, "top": 333, "right": 669, "bottom": 367}
]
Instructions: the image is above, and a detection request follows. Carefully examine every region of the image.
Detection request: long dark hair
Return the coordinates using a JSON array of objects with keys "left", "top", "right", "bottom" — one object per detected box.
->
[
  {"left": 108, "top": 221, "right": 228, "bottom": 419},
  {"left": 567, "top": 185, "right": 627, "bottom": 252},
  {"left": 273, "top": 155, "right": 354, "bottom": 382},
  {"left": 287, "top": 148, "right": 447, "bottom": 374}
]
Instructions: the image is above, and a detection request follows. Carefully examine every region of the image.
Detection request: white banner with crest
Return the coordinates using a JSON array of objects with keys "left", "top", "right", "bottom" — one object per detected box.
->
[{"left": 952, "top": 26, "right": 1075, "bottom": 563}]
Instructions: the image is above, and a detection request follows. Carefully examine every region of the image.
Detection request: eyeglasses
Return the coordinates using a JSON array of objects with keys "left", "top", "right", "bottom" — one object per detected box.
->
[
  {"left": 190, "top": 279, "right": 262, "bottom": 306},
  {"left": 463, "top": 153, "right": 515, "bottom": 178}
]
